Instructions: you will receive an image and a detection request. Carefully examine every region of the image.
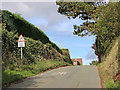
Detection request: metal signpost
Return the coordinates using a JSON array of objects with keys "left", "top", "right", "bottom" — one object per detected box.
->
[{"left": 18, "top": 34, "right": 25, "bottom": 65}]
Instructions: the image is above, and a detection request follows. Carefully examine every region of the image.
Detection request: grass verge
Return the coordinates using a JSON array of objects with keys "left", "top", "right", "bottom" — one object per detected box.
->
[
  {"left": 105, "top": 79, "right": 119, "bottom": 88},
  {"left": 97, "top": 37, "right": 120, "bottom": 89},
  {"left": 98, "top": 64, "right": 119, "bottom": 89},
  {"left": 2, "top": 60, "right": 71, "bottom": 87}
]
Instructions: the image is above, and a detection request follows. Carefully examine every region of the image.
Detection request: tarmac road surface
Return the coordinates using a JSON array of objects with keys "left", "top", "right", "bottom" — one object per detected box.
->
[{"left": 8, "top": 65, "right": 101, "bottom": 88}]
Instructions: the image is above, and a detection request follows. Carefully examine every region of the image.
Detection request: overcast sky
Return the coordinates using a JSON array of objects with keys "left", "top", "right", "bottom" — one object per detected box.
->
[{"left": 2, "top": 2, "right": 98, "bottom": 65}]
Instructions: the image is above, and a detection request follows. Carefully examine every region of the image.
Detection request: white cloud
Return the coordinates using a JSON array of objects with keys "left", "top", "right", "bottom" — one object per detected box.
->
[
  {"left": 2, "top": 0, "right": 56, "bottom": 2},
  {"left": 85, "top": 49, "right": 98, "bottom": 60},
  {"left": 17, "top": 2, "right": 35, "bottom": 15},
  {"left": 2, "top": 2, "right": 64, "bottom": 20},
  {"left": 2, "top": 2, "right": 84, "bottom": 35}
]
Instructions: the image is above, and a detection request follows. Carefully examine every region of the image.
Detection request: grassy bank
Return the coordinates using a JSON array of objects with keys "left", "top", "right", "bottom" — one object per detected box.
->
[
  {"left": 3, "top": 60, "right": 71, "bottom": 86},
  {"left": 98, "top": 37, "right": 120, "bottom": 88},
  {"left": 98, "top": 66, "right": 119, "bottom": 88}
]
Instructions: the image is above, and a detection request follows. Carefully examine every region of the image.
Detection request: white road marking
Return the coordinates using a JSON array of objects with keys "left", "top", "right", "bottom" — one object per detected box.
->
[{"left": 52, "top": 72, "right": 67, "bottom": 76}]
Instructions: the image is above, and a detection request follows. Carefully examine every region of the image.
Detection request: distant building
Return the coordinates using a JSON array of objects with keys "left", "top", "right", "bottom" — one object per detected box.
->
[{"left": 72, "top": 58, "right": 82, "bottom": 66}]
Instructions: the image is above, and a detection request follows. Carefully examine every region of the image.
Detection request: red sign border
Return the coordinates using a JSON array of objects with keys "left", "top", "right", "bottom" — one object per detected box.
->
[{"left": 17, "top": 34, "right": 25, "bottom": 42}]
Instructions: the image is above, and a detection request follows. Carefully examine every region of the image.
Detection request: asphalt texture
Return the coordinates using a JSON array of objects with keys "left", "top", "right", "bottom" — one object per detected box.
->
[{"left": 8, "top": 65, "right": 101, "bottom": 88}]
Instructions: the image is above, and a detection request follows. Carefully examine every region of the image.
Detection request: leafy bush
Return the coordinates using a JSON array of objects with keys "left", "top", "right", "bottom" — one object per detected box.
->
[
  {"left": 64, "top": 56, "right": 73, "bottom": 64},
  {"left": 89, "top": 60, "right": 99, "bottom": 65},
  {"left": 2, "top": 29, "right": 64, "bottom": 68},
  {"left": 61, "top": 49, "right": 73, "bottom": 64}
]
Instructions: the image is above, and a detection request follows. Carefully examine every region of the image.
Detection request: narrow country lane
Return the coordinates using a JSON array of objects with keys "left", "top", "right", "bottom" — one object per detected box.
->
[{"left": 8, "top": 65, "right": 101, "bottom": 88}]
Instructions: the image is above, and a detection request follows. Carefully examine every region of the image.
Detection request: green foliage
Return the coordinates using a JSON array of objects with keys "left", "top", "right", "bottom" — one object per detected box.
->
[
  {"left": 118, "top": 37, "right": 120, "bottom": 88},
  {"left": 61, "top": 49, "right": 73, "bottom": 64},
  {"left": 2, "top": 29, "right": 64, "bottom": 68},
  {"left": 2, "top": 10, "right": 62, "bottom": 54},
  {"left": 50, "top": 41, "right": 63, "bottom": 54},
  {"left": 56, "top": 2, "right": 95, "bottom": 20},
  {"left": 64, "top": 56, "right": 73, "bottom": 64},
  {"left": 94, "top": 2, "right": 120, "bottom": 58},
  {"left": 89, "top": 60, "right": 99, "bottom": 65},
  {"left": 105, "top": 79, "right": 119, "bottom": 88},
  {"left": 61, "top": 48, "right": 69, "bottom": 51},
  {"left": 118, "top": 36, "right": 120, "bottom": 68},
  {"left": 2, "top": 10, "right": 49, "bottom": 43}
]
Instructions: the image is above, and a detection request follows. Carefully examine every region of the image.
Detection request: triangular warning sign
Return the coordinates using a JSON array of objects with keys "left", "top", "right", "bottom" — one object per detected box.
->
[{"left": 18, "top": 34, "right": 25, "bottom": 42}]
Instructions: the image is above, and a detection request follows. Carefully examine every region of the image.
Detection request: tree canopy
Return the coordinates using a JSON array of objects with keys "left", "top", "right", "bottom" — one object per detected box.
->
[{"left": 56, "top": 1, "right": 120, "bottom": 62}]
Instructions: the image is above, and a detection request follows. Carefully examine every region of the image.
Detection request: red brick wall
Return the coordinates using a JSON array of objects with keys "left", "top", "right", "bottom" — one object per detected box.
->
[
  {"left": 72, "top": 58, "right": 82, "bottom": 65},
  {"left": 73, "top": 61, "right": 77, "bottom": 66}
]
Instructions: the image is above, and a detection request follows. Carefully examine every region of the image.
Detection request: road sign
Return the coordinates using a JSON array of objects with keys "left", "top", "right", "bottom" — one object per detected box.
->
[
  {"left": 18, "top": 42, "right": 25, "bottom": 47},
  {"left": 18, "top": 34, "right": 25, "bottom": 42},
  {"left": 17, "top": 34, "right": 25, "bottom": 65},
  {"left": 18, "top": 34, "right": 25, "bottom": 47}
]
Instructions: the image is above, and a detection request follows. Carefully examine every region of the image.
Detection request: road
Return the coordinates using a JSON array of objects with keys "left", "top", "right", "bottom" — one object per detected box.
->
[{"left": 8, "top": 65, "right": 101, "bottom": 88}]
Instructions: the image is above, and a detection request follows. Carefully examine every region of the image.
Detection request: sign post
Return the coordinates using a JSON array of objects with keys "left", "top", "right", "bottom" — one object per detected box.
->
[
  {"left": 21, "top": 47, "right": 22, "bottom": 64},
  {"left": 18, "top": 34, "right": 25, "bottom": 65}
]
